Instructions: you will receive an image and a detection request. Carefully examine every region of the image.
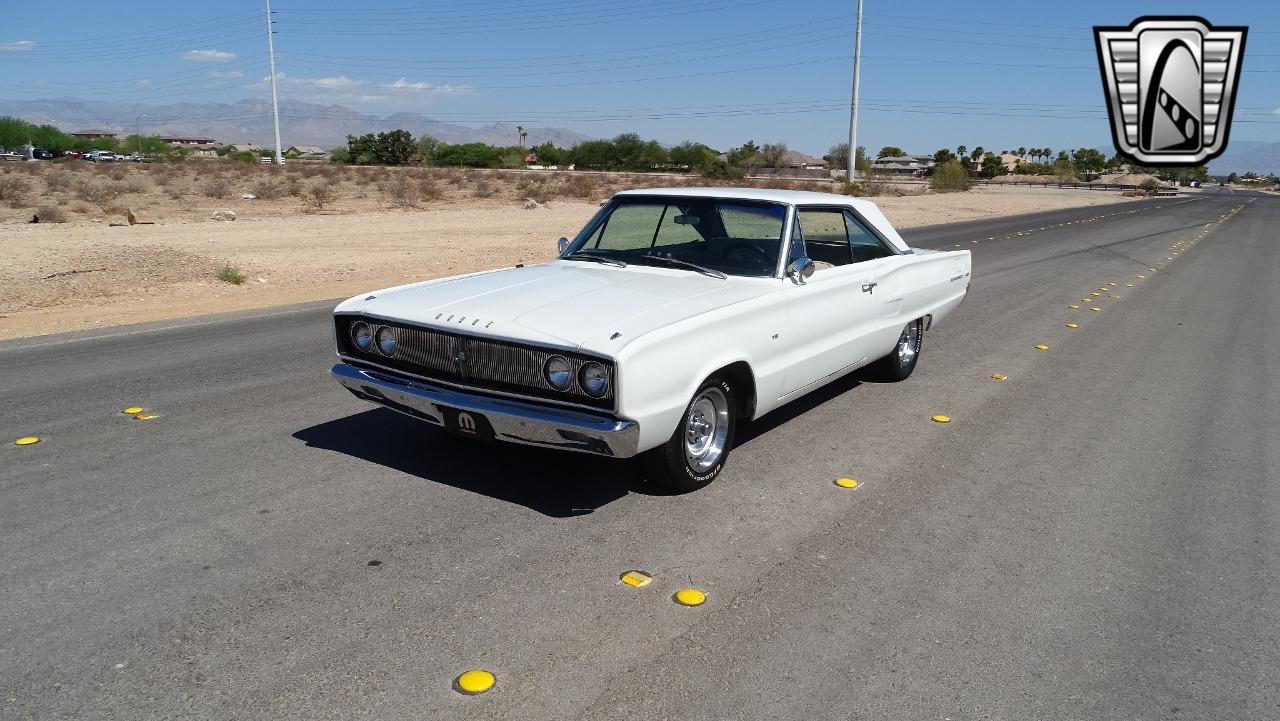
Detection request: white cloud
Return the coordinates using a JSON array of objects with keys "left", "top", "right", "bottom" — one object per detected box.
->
[
  {"left": 210, "top": 70, "right": 243, "bottom": 79},
  {"left": 0, "top": 40, "right": 35, "bottom": 52},
  {"left": 380, "top": 77, "right": 471, "bottom": 95},
  {"left": 183, "top": 49, "right": 237, "bottom": 63},
  {"left": 250, "top": 72, "right": 472, "bottom": 107},
  {"left": 137, "top": 79, "right": 151, "bottom": 87},
  {"left": 1272, "top": 107, "right": 1280, "bottom": 116}
]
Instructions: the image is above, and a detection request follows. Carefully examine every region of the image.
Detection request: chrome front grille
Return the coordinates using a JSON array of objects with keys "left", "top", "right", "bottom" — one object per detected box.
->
[{"left": 338, "top": 315, "right": 614, "bottom": 407}]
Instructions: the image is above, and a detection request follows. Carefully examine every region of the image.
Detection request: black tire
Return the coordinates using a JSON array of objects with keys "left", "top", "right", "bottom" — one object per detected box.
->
[
  {"left": 640, "top": 374, "right": 738, "bottom": 492},
  {"left": 868, "top": 318, "right": 923, "bottom": 382}
]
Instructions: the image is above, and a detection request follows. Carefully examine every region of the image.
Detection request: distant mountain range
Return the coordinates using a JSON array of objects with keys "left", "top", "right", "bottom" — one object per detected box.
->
[
  {"left": 0, "top": 97, "right": 592, "bottom": 149},
  {"left": 1207, "top": 140, "right": 1280, "bottom": 176}
]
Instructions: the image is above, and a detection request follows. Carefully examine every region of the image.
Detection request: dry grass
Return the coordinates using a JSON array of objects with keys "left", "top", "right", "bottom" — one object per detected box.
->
[
  {"left": 0, "top": 172, "right": 33, "bottom": 207},
  {"left": 34, "top": 205, "right": 69, "bottom": 223}
]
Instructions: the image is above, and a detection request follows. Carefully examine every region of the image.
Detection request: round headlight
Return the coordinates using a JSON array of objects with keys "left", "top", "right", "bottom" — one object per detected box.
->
[
  {"left": 350, "top": 321, "right": 372, "bottom": 351},
  {"left": 579, "top": 361, "right": 610, "bottom": 398},
  {"left": 375, "top": 325, "right": 397, "bottom": 356},
  {"left": 545, "top": 356, "right": 572, "bottom": 390}
]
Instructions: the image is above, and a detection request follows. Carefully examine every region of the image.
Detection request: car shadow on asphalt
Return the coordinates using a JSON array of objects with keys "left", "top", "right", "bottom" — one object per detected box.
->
[
  {"left": 736, "top": 370, "right": 866, "bottom": 446},
  {"left": 293, "top": 408, "right": 669, "bottom": 518}
]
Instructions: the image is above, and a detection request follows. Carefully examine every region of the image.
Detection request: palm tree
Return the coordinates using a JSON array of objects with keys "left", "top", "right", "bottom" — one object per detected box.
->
[
  {"left": 971, "top": 145, "right": 984, "bottom": 162},
  {"left": 956, "top": 145, "right": 967, "bottom": 161},
  {"left": 1016, "top": 146, "right": 1026, "bottom": 160},
  {"left": 516, "top": 125, "right": 526, "bottom": 148}
]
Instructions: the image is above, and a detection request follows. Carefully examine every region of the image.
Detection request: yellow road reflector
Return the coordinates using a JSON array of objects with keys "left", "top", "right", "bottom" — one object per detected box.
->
[
  {"left": 1110, "top": 295, "right": 1120, "bottom": 299},
  {"left": 122, "top": 406, "right": 144, "bottom": 414},
  {"left": 620, "top": 570, "right": 653, "bottom": 587},
  {"left": 1035, "top": 344, "right": 1050, "bottom": 350},
  {"left": 15, "top": 436, "right": 40, "bottom": 446},
  {"left": 1090, "top": 292, "right": 1101, "bottom": 296},
  {"left": 1125, "top": 283, "right": 1134, "bottom": 287},
  {"left": 1098, "top": 288, "right": 1108, "bottom": 292},
  {"left": 1065, "top": 322, "right": 1079, "bottom": 328},
  {"left": 1137, "top": 275, "right": 1146, "bottom": 279},
  {"left": 1149, "top": 268, "right": 1157, "bottom": 271},
  {"left": 991, "top": 373, "right": 1008, "bottom": 381},
  {"left": 1069, "top": 305, "right": 1080, "bottom": 309},
  {"left": 834, "top": 477, "right": 859, "bottom": 488},
  {"left": 1090, "top": 307, "right": 1102, "bottom": 312},
  {"left": 931, "top": 414, "right": 951, "bottom": 423},
  {"left": 674, "top": 588, "right": 706, "bottom": 606},
  {"left": 134, "top": 413, "right": 158, "bottom": 421},
  {"left": 454, "top": 669, "right": 496, "bottom": 695}
]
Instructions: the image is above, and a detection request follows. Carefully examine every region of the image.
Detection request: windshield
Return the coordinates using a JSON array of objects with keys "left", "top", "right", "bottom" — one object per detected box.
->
[{"left": 566, "top": 196, "right": 787, "bottom": 277}]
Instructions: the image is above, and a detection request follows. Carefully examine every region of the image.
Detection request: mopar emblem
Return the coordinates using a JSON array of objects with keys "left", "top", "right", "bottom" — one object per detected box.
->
[
  {"left": 1094, "top": 16, "right": 1247, "bottom": 166},
  {"left": 456, "top": 412, "right": 476, "bottom": 433},
  {"left": 454, "top": 349, "right": 467, "bottom": 363}
]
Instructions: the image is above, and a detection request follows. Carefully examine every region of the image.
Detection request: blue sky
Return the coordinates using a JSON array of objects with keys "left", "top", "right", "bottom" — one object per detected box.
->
[{"left": 1, "top": 0, "right": 1276, "bottom": 156}]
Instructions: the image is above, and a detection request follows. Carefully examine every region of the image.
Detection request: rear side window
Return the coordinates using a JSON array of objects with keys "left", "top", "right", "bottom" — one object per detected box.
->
[{"left": 844, "top": 210, "right": 897, "bottom": 262}]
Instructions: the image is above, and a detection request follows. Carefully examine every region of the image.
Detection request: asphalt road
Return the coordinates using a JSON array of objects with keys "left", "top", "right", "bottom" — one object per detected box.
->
[{"left": 2, "top": 188, "right": 1276, "bottom": 720}]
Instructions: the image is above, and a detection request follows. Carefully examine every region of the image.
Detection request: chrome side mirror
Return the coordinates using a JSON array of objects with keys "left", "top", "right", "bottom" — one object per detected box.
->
[
  {"left": 786, "top": 257, "right": 816, "bottom": 283},
  {"left": 557, "top": 237, "right": 570, "bottom": 254}
]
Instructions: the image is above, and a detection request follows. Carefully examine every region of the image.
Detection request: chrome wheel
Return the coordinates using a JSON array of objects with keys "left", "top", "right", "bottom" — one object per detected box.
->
[
  {"left": 684, "top": 386, "right": 730, "bottom": 472},
  {"left": 896, "top": 322, "right": 921, "bottom": 365}
]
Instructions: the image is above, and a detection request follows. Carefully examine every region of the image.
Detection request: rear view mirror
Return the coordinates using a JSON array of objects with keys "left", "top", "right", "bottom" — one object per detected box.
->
[
  {"left": 673, "top": 214, "right": 701, "bottom": 226},
  {"left": 557, "top": 237, "right": 570, "bottom": 254}
]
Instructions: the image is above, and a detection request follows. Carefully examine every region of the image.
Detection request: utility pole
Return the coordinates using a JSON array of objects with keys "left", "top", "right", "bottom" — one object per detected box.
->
[
  {"left": 136, "top": 113, "right": 146, "bottom": 157},
  {"left": 847, "top": 0, "right": 864, "bottom": 181},
  {"left": 265, "top": 0, "right": 284, "bottom": 165}
]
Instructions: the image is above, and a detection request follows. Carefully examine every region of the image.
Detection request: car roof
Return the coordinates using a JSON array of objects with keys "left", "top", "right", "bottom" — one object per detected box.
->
[
  {"left": 613, "top": 186, "right": 877, "bottom": 210},
  {"left": 611, "top": 186, "right": 910, "bottom": 253}
]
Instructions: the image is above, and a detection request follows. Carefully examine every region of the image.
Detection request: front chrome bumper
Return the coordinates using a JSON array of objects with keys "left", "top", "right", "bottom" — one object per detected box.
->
[{"left": 330, "top": 363, "right": 640, "bottom": 458}]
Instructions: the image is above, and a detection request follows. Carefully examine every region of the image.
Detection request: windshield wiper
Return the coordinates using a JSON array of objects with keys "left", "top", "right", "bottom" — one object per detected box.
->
[
  {"left": 640, "top": 254, "right": 728, "bottom": 279},
  {"left": 565, "top": 251, "right": 627, "bottom": 267}
]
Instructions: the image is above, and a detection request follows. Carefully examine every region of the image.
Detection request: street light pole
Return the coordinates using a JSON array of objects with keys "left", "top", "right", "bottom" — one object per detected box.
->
[{"left": 847, "top": 0, "right": 864, "bottom": 181}]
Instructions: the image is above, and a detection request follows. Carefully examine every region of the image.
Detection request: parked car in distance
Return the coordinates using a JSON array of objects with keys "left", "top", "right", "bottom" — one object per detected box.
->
[
  {"left": 85, "top": 151, "right": 114, "bottom": 162},
  {"left": 329, "top": 188, "right": 972, "bottom": 490},
  {"left": 31, "top": 148, "right": 54, "bottom": 160}
]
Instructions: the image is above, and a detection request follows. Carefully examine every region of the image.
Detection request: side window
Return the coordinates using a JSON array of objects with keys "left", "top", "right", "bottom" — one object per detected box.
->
[
  {"left": 797, "top": 209, "right": 853, "bottom": 268},
  {"left": 786, "top": 214, "right": 805, "bottom": 265},
  {"left": 844, "top": 210, "right": 896, "bottom": 262}
]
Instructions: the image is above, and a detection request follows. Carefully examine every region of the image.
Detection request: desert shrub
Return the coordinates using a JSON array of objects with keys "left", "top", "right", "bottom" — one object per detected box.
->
[
  {"left": 34, "top": 205, "right": 69, "bottom": 222},
  {"left": 0, "top": 173, "right": 33, "bottom": 206},
  {"left": 108, "top": 165, "right": 127, "bottom": 181},
  {"left": 383, "top": 174, "right": 420, "bottom": 207},
  {"left": 929, "top": 161, "right": 972, "bottom": 192},
  {"left": 702, "top": 161, "right": 746, "bottom": 181},
  {"left": 201, "top": 177, "right": 232, "bottom": 199},
  {"left": 73, "top": 178, "right": 123, "bottom": 203},
  {"left": 1139, "top": 178, "right": 1161, "bottom": 193},
  {"left": 125, "top": 176, "right": 150, "bottom": 194},
  {"left": 471, "top": 179, "right": 496, "bottom": 198},
  {"left": 284, "top": 177, "right": 304, "bottom": 198},
  {"left": 252, "top": 178, "right": 285, "bottom": 199},
  {"left": 302, "top": 182, "right": 337, "bottom": 211},
  {"left": 216, "top": 263, "right": 246, "bottom": 284},
  {"left": 515, "top": 177, "right": 554, "bottom": 203},
  {"left": 558, "top": 174, "right": 597, "bottom": 199},
  {"left": 43, "top": 170, "right": 73, "bottom": 193},
  {"left": 166, "top": 188, "right": 183, "bottom": 200},
  {"left": 418, "top": 178, "right": 444, "bottom": 202}
]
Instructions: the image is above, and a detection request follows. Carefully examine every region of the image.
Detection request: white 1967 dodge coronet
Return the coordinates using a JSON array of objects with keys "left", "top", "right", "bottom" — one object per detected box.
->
[{"left": 330, "top": 187, "right": 970, "bottom": 490}]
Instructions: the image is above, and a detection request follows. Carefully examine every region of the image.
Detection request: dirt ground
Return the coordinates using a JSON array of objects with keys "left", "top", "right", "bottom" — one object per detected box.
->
[{"left": 0, "top": 161, "right": 1139, "bottom": 340}]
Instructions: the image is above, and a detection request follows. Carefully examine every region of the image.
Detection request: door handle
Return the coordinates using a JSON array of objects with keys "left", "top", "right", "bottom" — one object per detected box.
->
[{"left": 862, "top": 282, "right": 878, "bottom": 294}]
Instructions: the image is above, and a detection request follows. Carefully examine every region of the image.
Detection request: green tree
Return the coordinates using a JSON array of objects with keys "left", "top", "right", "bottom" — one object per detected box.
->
[
  {"left": 932, "top": 148, "right": 956, "bottom": 165},
  {"left": 1071, "top": 148, "right": 1107, "bottom": 176},
  {"left": 415, "top": 134, "right": 441, "bottom": 163},
  {"left": 121, "top": 135, "right": 174, "bottom": 157},
  {"left": 669, "top": 141, "right": 718, "bottom": 170},
  {"left": 980, "top": 152, "right": 1005, "bottom": 178},
  {"left": 877, "top": 146, "right": 906, "bottom": 159},
  {"left": 760, "top": 142, "right": 788, "bottom": 168},
  {"left": 532, "top": 141, "right": 568, "bottom": 166},
  {"left": 329, "top": 147, "right": 350, "bottom": 164},
  {"left": 1227, "top": 172, "right": 1238, "bottom": 183},
  {"left": 930, "top": 160, "right": 971, "bottom": 191},
  {"left": 433, "top": 142, "right": 502, "bottom": 167}
]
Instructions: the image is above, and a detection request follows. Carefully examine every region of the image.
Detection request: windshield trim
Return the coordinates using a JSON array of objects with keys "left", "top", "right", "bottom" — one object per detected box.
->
[{"left": 563, "top": 195, "right": 792, "bottom": 279}]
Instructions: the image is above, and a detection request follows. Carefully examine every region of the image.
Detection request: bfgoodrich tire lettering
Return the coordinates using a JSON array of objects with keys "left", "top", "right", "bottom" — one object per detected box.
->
[{"left": 641, "top": 375, "right": 737, "bottom": 492}]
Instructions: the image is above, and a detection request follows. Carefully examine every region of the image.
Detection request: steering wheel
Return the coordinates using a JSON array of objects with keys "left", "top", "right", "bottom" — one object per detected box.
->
[{"left": 722, "top": 241, "right": 772, "bottom": 270}]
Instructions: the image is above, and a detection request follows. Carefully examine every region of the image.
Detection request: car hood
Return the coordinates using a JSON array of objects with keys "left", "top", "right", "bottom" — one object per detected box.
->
[{"left": 336, "top": 261, "right": 776, "bottom": 354}]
